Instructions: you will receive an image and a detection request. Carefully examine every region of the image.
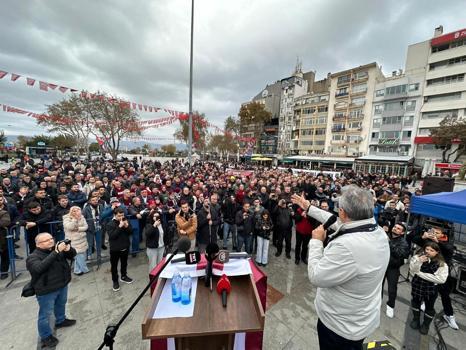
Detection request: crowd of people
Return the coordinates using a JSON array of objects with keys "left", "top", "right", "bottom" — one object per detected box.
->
[{"left": 0, "top": 155, "right": 461, "bottom": 348}]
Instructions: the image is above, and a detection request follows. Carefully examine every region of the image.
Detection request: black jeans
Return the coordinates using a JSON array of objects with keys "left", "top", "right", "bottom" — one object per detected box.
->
[
  {"left": 0, "top": 246, "right": 9, "bottom": 275},
  {"left": 295, "top": 232, "right": 311, "bottom": 261},
  {"left": 438, "top": 275, "right": 454, "bottom": 316},
  {"left": 110, "top": 249, "right": 128, "bottom": 282},
  {"left": 382, "top": 267, "right": 400, "bottom": 308},
  {"left": 317, "top": 319, "right": 364, "bottom": 350},
  {"left": 276, "top": 228, "right": 292, "bottom": 254},
  {"left": 412, "top": 294, "right": 437, "bottom": 317}
]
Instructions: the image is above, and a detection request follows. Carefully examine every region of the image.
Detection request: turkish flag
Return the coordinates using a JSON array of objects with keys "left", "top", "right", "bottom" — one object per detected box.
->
[
  {"left": 144, "top": 105, "right": 148, "bottom": 111},
  {"left": 39, "top": 81, "right": 49, "bottom": 91},
  {"left": 132, "top": 102, "right": 137, "bottom": 109},
  {"left": 27, "top": 78, "right": 36, "bottom": 86},
  {"left": 0, "top": 71, "right": 7, "bottom": 79},
  {"left": 149, "top": 106, "right": 153, "bottom": 112},
  {"left": 59, "top": 86, "right": 68, "bottom": 93},
  {"left": 11, "top": 73, "right": 21, "bottom": 81},
  {"left": 48, "top": 83, "right": 57, "bottom": 90}
]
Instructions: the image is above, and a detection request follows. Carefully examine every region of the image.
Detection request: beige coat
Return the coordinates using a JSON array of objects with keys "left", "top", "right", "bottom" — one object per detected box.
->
[{"left": 63, "top": 214, "right": 88, "bottom": 254}]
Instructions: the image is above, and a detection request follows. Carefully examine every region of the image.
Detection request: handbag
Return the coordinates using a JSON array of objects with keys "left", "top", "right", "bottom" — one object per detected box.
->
[{"left": 21, "top": 281, "right": 36, "bottom": 297}]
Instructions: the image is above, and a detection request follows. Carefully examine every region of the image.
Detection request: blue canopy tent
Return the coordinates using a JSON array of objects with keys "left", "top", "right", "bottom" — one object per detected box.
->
[{"left": 410, "top": 190, "right": 466, "bottom": 225}]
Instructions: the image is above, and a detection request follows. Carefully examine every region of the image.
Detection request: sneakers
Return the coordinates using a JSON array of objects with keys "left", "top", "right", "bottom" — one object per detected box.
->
[
  {"left": 120, "top": 275, "right": 133, "bottom": 284},
  {"left": 443, "top": 315, "right": 459, "bottom": 330},
  {"left": 420, "top": 302, "right": 425, "bottom": 312},
  {"left": 386, "top": 305, "right": 394, "bottom": 318},
  {"left": 41, "top": 335, "right": 59, "bottom": 348},
  {"left": 55, "top": 318, "right": 76, "bottom": 328},
  {"left": 112, "top": 281, "right": 120, "bottom": 292}
]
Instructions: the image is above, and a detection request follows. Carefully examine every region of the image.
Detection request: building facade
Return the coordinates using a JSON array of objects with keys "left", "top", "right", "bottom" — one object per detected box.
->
[
  {"left": 407, "top": 26, "right": 466, "bottom": 166},
  {"left": 277, "top": 65, "right": 314, "bottom": 154},
  {"left": 325, "top": 63, "right": 385, "bottom": 157},
  {"left": 293, "top": 78, "right": 330, "bottom": 155},
  {"left": 368, "top": 71, "right": 424, "bottom": 157}
]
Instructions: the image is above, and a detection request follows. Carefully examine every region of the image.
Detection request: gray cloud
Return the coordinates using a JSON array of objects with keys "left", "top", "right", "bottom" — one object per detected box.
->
[{"left": 1, "top": 0, "right": 465, "bottom": 141}]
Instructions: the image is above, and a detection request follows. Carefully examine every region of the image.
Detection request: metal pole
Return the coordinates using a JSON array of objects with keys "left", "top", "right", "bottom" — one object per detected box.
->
[{"left": 188, "top": 0, "right": 194, "bottom": 165}]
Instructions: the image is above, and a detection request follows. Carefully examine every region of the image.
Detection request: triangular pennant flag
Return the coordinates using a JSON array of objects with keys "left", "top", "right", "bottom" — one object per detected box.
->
[
  {"left": 0, "top": 71, "right": 7, "bottom": 79},
  {"left": 59, "top": 86, "right": 68, "bottom": 93},
  {"left": 149, "top": 106, "right": 153, "bottom": 112},
  {"left": 27, "top": 78, "right": 36, "bottom": 86},
  {"left": 138, "top": 104, "right": 142, "bottom": 110},
  {"left": 11, "top": 73, "right": 21, "bottom": 81},
  {"left": 48, "top": 83, "right": 57, "bottom": 90},
  {"left": 143, "top": 105, "right": 148, "bottom": 111},
  {"left": 70, "top": 89, "right": 78, "bottom": 92},
  {"left": 132, "top": 102, "right": 137, "bottom": 109},
  {"left": 39, "top": 81, "right": 49, "bottom": 91}
]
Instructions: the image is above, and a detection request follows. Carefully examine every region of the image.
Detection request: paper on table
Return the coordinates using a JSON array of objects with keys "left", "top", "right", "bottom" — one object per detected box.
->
[{"left": 152, "top": 277, "right": 198, "bottom": 319}]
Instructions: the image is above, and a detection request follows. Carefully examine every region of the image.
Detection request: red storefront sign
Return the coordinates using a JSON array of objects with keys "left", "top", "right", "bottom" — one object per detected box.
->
[
  {"left": 435, "top": 163, "right": 462, "bottom": 171},
  {"left": 431, "top": 28, "right": 466, "bottom": 46},
  {"left": 414, "top": 136, "right": 433, "bottom": 144}
]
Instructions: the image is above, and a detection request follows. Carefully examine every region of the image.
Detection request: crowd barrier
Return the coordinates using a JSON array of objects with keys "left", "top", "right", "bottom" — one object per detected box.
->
[{"left": 4, "top": 215, "right": 146, "bottom": 287}]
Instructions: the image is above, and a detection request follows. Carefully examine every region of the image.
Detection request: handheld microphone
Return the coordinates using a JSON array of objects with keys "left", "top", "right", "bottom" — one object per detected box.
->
[
  {"left": 323, "top": 215, "right": 337, "bottom": 230},
  {"left": 205, "top": 243, "right": 219, "bottom": 289},
  {"left": 216, "top": 274, "right": 231, "bottom": 308},
  {"left": 175, "top": 236, "right": 192, "bottom": 254},
  {"left": 216, "top": 250, "right": 230, "bottom": 263},
  {"left": 184, "top": 251, "right": 201, "bottom": 265}
]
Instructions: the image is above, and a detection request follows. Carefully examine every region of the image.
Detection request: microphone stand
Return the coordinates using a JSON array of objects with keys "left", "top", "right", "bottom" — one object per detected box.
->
[{"left": 97, "top": 249, "right": 180, "bottom": 350}]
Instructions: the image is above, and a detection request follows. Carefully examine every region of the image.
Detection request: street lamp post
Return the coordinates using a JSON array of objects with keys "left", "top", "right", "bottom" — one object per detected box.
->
[{"left": 188, "top": 0, "right": 194, "bottom": 165}]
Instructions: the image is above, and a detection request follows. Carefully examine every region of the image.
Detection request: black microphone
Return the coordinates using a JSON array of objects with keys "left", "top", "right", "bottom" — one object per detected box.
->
[
  {"left": 175, "top": 236, "right": 192, "bottom": 254},
  {"left": 205, "top": 243, "right": 219, "bottom": 289},
  {"left": 323, "top": 215, "right": 337, "bottom": 230}
]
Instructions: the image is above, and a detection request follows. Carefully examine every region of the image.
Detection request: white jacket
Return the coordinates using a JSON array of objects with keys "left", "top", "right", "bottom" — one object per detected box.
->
[{"left": 307, "top": 206, "right": 390, "bottom": 341}]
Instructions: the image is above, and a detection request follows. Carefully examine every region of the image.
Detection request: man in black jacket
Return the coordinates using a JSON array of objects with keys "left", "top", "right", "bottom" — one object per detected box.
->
[
  {"left": 273, "top": 199, "right": 294, "bottom": 258},
  {"left": 26, "top": 232, "right": 77, "bottom": 348},
  {"left": 107, "top": 207, "right": 133, "bottom": 292},
  {"left": 235, "top": 202, "right": 254, "bottom": 254},
  {"left": 222, "top": 195, "right": 238, "bottom": 250},
  {"left": 0, "top": 201, "right": 11, "bottom": 279},
  {"left": 382, "top": 223, "right": 409, "bottom": 318},
  {"left": 19, "top": 201, "right": 52, "bottom": 253}
]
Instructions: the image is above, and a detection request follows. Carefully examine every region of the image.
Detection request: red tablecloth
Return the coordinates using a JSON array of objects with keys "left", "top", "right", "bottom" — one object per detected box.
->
[{"left": 148, "top": 257, "right": 267, "bottom": 350}]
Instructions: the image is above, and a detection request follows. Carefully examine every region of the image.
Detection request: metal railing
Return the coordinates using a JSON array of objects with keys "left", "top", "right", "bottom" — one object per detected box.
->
[{"left": 4, "top": 215, "right": 154, "bottom": 287}]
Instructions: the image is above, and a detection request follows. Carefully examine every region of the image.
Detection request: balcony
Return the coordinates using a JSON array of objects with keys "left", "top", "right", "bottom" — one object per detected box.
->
[
  {"left": 337, "top": 78, "right": 351, "bottom": 86},
  {"left": 378, "top": 138, "right": 400, "bottom": 145},
  {"left": 332, "top": 127, "right": 346, "bottom": 133},
  {"left": 380, "top": 123, "right": 403, "bottom": 132},
  {"left": 335, "top": 92, "right": 349, "bottom": 98},
  {"left": 333, "top": 115, "right": 347, "bottom": 121},
  {"left": 383, "top": 91, "right": 408, "bottom": 101},
  {"left": 348, "top": 114, "right": 364, "bottom": 120}
]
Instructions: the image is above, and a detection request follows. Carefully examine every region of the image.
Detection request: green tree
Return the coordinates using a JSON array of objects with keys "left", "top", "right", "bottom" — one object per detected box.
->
[
  {"left": 224, "top": 115, "right": 240, "bottom": 135},
  {"left": 161, "top": 144, "right": 177, "bottom": 155},
  {"left": 88, "top": 142, "right": 100, "bottom": 153},
  {"left": 238, "top": 102, "right": 271, "bottom": 125},
  {"left": 142, "top": 143, "right": 151, "bottom": 154},
  {"left": 0, "top": 130, "right": 6, "bottom": 146},
  {"left": 16, "top": 135, "right": 31, "bottom": 149},
  {"left": 430, "top": 116, "right": 466, "bottom": 162},
  {"left": 24, "top": 135, "right": 53, "bottom": 147},
  {"left": 50, "top": 135, "right": 77, "bottom": 150}
]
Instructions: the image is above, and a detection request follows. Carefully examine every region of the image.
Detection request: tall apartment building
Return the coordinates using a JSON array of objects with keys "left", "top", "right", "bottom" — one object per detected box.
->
[
  {"left": 293, "top": 78, "right": 330, "bottom": 155},
  {"left": 368, "top": 71, "right": 424, "bottom": 157},
  {"left": 277, "top": 63, "right": 315, "bottom": 154},
  {"left": 325, "top": 63, "right": 384, "bottom": 157},
  {"left": 406, "top": 26, "right": 466, "bottom": 166}
]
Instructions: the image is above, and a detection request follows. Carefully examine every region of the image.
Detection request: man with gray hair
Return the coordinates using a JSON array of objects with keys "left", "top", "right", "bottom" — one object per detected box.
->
[{"left": 292, "top": 185, "right": 389, "bottom": 350}]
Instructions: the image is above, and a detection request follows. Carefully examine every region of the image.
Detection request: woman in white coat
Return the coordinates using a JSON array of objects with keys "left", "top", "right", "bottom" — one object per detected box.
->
[{"left": 63, "top": 206, "right": 89, "bottom": 275}]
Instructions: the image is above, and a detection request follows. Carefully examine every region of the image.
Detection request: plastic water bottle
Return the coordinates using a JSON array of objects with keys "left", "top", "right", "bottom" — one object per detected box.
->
[
  {"left": 181, "top": 273, "right": 192, "bottom": 305},
  {"left": 171, "top": 271, "right": 182, "bottom": 302}
]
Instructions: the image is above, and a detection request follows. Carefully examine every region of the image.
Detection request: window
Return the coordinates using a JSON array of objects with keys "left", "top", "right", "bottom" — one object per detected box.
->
[
  {"left": 351, "top": 97, "right": 365, "bottom": 106},
  {"left": 320, "top": 95, "right": 329, "bottom": 102},
  {"left": 418, "top": 144, "right": 436, "bottom": 151},
  {"left": 371, "top": 132, "right": 379, "bottom": 140},
  {"left": 384, "top": 101, "right": 404, "bottom": 111},
  {"left": 302, "top": 107, "right": 315, "bottom": 114},
  {"left": 382, "top": 116, "right": 402, "bottom": 125},
  {"left": 317, "top": 106, "right": 328, "bottom": 112},
  {"left": 349, "top": 109, "right": 363, "bottom": 119},
  {"left": 408, "top": 83, "right": 420, "bottom": 92},
  {"left": 425, "top": 92, "right": 462, "bottom": 102},
  {"left": 417, "top": 128, "right": 431, "bottom": 136},
  {"left": 374, "top": 104, "right": 383, "bottom": 114},
  {"left": 354, "top": 71, "right": 368, "bottom": 80},
  {"left": 301, "top": 140, "right": 313, "bottom": 146},
  {"left": 348, "top": 121, "right": 362, "bottom": 129},
  {"left": 315, "top": 140, "right": 325, "bottom": 146},
  {"left": 421, "top": 110, "right": 458, "bottom": 119},
  {"left": 375, "top": 89, "right": 385, "bottom": 97},
  {"left": 335, "top": 101, "right": 347, "bottom": 109},
  {"left": 317, "top": 116, "right": 327, "bottom": 124},
  {"left": 432, "top": 44, "right": 449, "bottom": 53},
  {"left": 380, "top": 131, "right": 401, "bottom": 139},
  {"left": 301, "top": 129, "right": 313, "bottom": 136},
  {"left": 427, "top": 74, "right": 464, "bottom": 86},
  {"left": 335, "top": 112, "right": 345, "bottom": 118},
  {"left": 404, "top": 115, "right": 414, "bottom": 126},
  {"left": 406, "top": 100, "right": 416, "bottom": 111},
  {"left": 352, "top": 83, "right": 367, "bottom": 93},
  {"left": 347, "top": 135, "right": 361, "bottom": 143},
  {"left": 332, "top": 134, "right": 345, "bottom": 141},
  {"left": 315, "top": 128, "right": 326, "bottom": 135},
  {"left": 385, "top": 84, "right": 407, "bottom": 95},
  {"left": 336, "top": 87, "right": 348, "bottom": 96},
  {"left": 337, "top": 75, "right": 351, "bottom": 84},
  {"left": 450, "top": 38, "right": 466, "bottom": 48},
  {"left": 402, "top": 131, "right": 412, "bottom": 139},
  {"left": 333, "top": 123, "right": 345, "bottom": 129},
  {"left": 373, "top": 118, "right": 381, "bottom": 128}
]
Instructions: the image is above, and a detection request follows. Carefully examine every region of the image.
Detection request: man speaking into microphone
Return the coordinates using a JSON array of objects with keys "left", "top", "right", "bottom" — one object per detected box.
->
[{"left": 292, "top": 185, "right": 389, "bottom": 350}]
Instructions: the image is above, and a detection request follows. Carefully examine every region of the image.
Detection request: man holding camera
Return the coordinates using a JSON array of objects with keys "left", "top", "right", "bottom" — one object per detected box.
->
[
  {"left": 107, "top": 208, "right": 133, "bottom": 292},
  {"left": 26, "top": 232, "right": 77, "bottom": 348}
]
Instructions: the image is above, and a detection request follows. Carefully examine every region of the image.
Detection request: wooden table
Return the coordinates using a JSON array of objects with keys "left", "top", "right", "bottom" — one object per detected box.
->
[{"left": 142, "top": 274, "right": 265, "bottom": 350}]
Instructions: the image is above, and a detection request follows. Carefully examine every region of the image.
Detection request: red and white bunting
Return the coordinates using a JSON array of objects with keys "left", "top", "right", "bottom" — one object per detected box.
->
[
  {"left": 11, "top": 73, "right": 21, "bottom": 81},
  {"left": 0, "top": 71, "right": 7, "bottom": 79},
  {"left": 27, "top": 78, "right": 35, "bottom": 86}
]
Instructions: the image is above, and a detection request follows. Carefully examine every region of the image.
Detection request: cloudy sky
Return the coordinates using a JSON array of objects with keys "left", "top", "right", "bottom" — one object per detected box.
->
[{"left": 0, "top": 0, "right": 464, "bottom": 143}]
